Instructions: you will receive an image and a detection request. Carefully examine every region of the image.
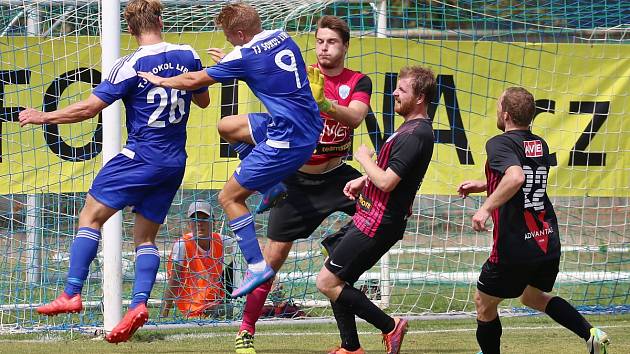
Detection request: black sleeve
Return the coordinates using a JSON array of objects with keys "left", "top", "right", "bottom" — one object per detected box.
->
[
  {"left": 486, "top": 136, "right": 521, "bottom": 174},
  {"left": 354, "top": 75, "right": 372, "bottom": 96},
  {"left": 387, "top": 130, "right": 429, "bottom": 178}
]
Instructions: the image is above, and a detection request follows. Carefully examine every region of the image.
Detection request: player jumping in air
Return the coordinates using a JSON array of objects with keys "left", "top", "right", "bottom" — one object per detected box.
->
[{"left": 138, "top": 3, "right": 323, "bottom": 298}]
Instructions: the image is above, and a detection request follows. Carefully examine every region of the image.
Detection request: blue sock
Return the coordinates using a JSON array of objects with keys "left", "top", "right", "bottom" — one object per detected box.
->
[
  {"left": 231, "top": 142, "right": 254, "bottom": 160},
  {"left": 130, "top": 245, "right": 160, "bottom": 309},
  {"left": 64, "top": 227, "right": 101, "bottom": 296},
  {"left": 228, "top": 213, "right": 264, "bottom": 265}
]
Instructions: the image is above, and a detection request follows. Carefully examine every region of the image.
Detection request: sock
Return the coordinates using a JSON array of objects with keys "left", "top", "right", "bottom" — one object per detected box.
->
[
  {"left": 476, "top": 316, "right": 502, "bottom": 354},
  {"left": 130, "top": 245, "right": 160, "bottom": 309},
  {"left": 228, "top": 213, "right": 264, "bottom": 267},
  {"left": 239, "top": 279, "right": 273, "bottom": 335},
  {"left": 335, "top": 284, "right": 395, "bottom": 334},
  {"left": 231, "top": 142, "right": 254, "bottom": 160},
  {"left": 332, "top": 301, "right": 360, "bottom": 351},
  {"left": 64, "top": 227, "right": 101, "bottom": 296},
  {"left": 545, "top": 296, "right": 592, "bottom": 341}
]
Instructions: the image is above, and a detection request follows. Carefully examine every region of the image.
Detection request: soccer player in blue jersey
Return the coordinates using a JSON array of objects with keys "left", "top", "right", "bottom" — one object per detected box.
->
[
  {"left": 19, "top": 0, "right": 209, "bottom": 343},
  {"left": 139, "top": 3, "right": 323, "bottom": 299}
]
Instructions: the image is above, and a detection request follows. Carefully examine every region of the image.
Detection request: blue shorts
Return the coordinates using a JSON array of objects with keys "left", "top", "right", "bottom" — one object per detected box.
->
[
  {"left": 233, "top": 142, "right": 315, "bottom": 194},
  {"left": 89, "top": 153, "right": 185, "bottom": 224},
  {"left": 248, "top": 113, "right": 271, "bottom": 145}
]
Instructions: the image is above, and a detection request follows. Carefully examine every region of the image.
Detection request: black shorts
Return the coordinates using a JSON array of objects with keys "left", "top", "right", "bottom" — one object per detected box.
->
[
  {"left": 267, "top": 164, "right": 362, "bottom": 242},
  {"left": 323, "top": 221, "right": 405, "bottom": 284},
  {"left": 477, "top": 258, "right": 560, "bottom": 299}
]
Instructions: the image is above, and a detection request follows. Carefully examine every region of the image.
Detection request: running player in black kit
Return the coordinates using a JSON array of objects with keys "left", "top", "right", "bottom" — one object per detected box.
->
[
  {"left": 458, "top": 87, "right": 610, "bottom": 354},
  {"left": 316, "top": 66, "right": 436, "bottom": 354}
]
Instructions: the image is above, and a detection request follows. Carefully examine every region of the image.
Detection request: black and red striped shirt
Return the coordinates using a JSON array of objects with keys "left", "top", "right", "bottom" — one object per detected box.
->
[
  {"left": 353, "top": 118, "right": 434, "bottom": 237},
  {"left": 485, "top": 130, "right": 560, "bottom": 264}
]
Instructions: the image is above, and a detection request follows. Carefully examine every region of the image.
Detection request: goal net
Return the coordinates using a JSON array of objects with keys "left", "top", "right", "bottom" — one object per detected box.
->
[{"left": 0, "top": 0, "right": 628, "bottom": 332}]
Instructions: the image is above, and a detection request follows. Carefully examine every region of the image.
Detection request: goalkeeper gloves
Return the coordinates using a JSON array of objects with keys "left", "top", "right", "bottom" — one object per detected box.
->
[{"left": 307, "top": 66, "right": 336, "bottom": 114}]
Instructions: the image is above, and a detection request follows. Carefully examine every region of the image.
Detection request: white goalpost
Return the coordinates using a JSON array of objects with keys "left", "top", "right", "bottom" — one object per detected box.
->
[{"left": 99, "top": 0, "right": 122, "bottom": 333}]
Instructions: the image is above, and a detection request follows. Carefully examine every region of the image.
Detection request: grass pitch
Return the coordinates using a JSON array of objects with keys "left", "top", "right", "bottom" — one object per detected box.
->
[{"left": 0, "top": 314, "right": 627, "bottom": 353}]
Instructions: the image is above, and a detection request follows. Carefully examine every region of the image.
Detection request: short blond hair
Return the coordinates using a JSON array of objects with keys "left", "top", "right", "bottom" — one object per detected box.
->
[
  {"left": 124, "top": 0, "right": 163, "bottom": 36},
  {"left": 215, "top": 3, "right": 262, "bottom": 35}
]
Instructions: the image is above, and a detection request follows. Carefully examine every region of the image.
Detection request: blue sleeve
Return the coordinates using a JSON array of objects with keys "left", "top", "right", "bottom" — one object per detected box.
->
[
  {"left": 205, "top": 48, "right": 246, "bottom": 83},
  {"left": 92, "top": 77, "right": 136, "bottom": 105},
  {"left": 92, "top": 59, "right": 137, "bottom": 104},
  {"left": 192, "top": 58, "right": 209, "bottom": 94}
]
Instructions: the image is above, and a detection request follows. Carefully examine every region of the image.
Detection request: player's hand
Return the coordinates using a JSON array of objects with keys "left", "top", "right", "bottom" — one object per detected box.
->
[
  {"left": 137, "top": 71, "right": 164, "bottom": 86},
  {"left": 18, "top": 108, "right": 46, "bottom": 127},
  {"left": 458, "top": 180, "right": 487, "bottom": 198},
  {"left": 207, "top": 48, "right": 226, "bottom": 63},
  {"left": 343, "top": 176, "right": 367, "bottom": 200},
  {"left": 354, "top": 144, "right": 375, "bottom": 163},
  {"left": 307, "top": 66, "right": 335, "bottom": 114},
  {"left": 472, "top": 208, "right": 490, "bottom": 232}
]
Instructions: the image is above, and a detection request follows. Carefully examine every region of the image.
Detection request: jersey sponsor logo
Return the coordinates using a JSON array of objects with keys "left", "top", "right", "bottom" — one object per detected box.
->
[
  {"left": 319, "top": 119, "right": 350, "bottom": 144},
  {"left": 523, "top": 210, "right": 553, "bottom": 253},
  {"left": 338, "top": 84, "right": 350, "bottom": 99},
  {"left": 523, "top": 140, "right": 543, "bottom": 157},
  {"left": 358, "top": 193, "right": 373, "bottom": 211}
]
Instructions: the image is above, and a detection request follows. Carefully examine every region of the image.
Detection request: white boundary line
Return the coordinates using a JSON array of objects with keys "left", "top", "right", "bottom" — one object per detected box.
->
[{"left": 163, "top": 323, "right": 630, "bottom": 341}]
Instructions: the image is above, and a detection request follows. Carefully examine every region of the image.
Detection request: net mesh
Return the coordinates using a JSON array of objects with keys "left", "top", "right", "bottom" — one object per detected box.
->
[{"left": 0, "top": 0, "right": 628, "bottom": 332}]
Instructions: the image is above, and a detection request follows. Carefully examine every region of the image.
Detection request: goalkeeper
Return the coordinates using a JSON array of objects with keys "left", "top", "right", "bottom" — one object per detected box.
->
[{"left": 216, "top": 16, "right": 373, "bottom": 354}]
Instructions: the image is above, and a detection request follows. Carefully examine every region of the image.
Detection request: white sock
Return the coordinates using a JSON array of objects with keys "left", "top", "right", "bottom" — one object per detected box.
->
[{"left": 248, "top": 260, "right": 267, "bottom": 272}]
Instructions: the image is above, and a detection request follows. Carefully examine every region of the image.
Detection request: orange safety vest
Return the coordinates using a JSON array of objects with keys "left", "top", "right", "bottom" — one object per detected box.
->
[{"left": 167, "top": 232, "right": 224, "bottom": 317}]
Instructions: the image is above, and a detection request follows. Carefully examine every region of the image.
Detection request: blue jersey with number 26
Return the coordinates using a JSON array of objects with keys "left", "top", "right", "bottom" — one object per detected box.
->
[
  {"left": 92, "top": 42, "right": 207, "bottom": 167},
  {"left": 206, "top": 30, "right": 322, "bottom": 149}
]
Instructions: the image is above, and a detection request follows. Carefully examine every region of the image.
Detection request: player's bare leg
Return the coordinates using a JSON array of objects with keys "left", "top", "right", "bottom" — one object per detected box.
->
[
  {"left": 218, "top": 114, "right": 255, "bottom": 145},
  {"left": 37, "top": 195, "right": 116, "bottom": 316},
  {"left": 220, "top": 177, "right": 275, "bottom": 298}
]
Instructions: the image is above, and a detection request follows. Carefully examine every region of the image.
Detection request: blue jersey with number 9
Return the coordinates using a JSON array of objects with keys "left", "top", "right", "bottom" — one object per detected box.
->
[
  {"left": 92, "top": 42, "right": 208, "bottom": 167},
  {"left": 206, "top": 30, "right": 322, "bottom": 149}
]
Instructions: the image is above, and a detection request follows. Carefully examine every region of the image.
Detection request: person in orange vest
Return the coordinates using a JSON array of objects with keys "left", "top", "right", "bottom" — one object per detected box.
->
[{"left": 162, "top": 201, "right": 227, "bottom": 318}]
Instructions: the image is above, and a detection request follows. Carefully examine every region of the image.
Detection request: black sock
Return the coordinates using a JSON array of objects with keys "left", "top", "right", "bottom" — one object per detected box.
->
[
  {"left": 331, "top": 301, "right": 360, "bottom": 351},
  {"left": 335, "top": 284, "right": 395, "bottom": 333},
  {"left": 545, "top": 296, "right": 592, "bottom": 341},
  {"left": 476, "top": 316, "right": 502, "bottom": 354}
]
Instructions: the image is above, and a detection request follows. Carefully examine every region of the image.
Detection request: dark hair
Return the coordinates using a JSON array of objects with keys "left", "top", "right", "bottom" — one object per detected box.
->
[
  {"left": 215, "top": 2, "right": 262, "bottom": 35},
  {"left": 398, "top": 66, "right": 437, "bottom": 102},
  {"left": 316, "top": 15, "right": 350, "bottom": 45},
  {"left": 501, "top": 87, "right": 536, "bottom": 127},
  {"left": 124, "top": 0, "right": 163, "bottom": 36}
]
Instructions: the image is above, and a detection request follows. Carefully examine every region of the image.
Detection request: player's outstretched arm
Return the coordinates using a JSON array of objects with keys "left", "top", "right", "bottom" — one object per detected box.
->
[
  {"left": 354, "top": 144, "right": 401, "bottom": 193},
  {"left": 138, "top": 70, "right": 216, "bottom": 91},
  {"left": 19, "top": 94, "right": 108, "bottom": 127},
  {"left": 471, "top": 165, "right": 524, "bottom": 231}
]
